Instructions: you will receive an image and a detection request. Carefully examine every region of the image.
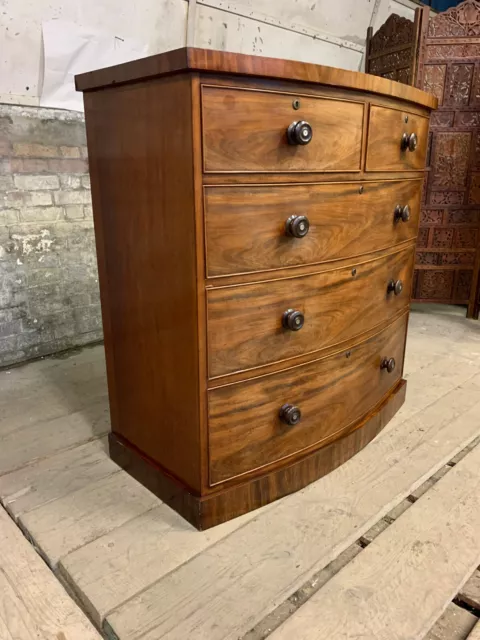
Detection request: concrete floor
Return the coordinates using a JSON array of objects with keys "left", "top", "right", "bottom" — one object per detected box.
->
[{"left": 0, "top": 305, "right": 480, "bottom": 640}]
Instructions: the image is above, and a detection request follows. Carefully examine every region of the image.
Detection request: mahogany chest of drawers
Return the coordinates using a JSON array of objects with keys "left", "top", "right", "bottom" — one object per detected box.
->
[{"left": 76, "top": 48, "right": 437, "bottom": 529}]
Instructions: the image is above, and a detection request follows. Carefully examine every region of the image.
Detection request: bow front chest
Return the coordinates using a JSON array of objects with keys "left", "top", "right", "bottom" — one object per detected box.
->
[{"left": 76, "top": 48, "right": 437, "bottom": 529}]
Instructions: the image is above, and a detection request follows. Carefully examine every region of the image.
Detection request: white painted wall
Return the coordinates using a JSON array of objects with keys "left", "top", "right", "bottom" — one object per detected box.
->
[
  {"left": 0, "top": 0, "right": 188, "bottom": 103},
  {"left": 0, "top": 0, "right": 421, "bottom": 107}
]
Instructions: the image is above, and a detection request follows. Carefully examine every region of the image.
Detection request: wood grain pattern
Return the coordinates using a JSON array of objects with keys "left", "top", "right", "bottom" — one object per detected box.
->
[
  {"left": 75, "top": 47, "right": 438, "bottom": 110},
  {"left": 105, "top": 377, "right": 480, "bottom": 640},
  {"left": 270, "top": 444, "right": 480, "bottom": 640},
  {"left": 205, "top": 180, "right": 422, "bottom": 277},
  {"left": 83, "top": 75, "right": 203, "bottom": 492},
  {"left": 78, "top": 49, "right": 435, "bottom": 528},
  {"left": 366, "top": 105, "right": 429, "bottom": 172},
  {"left": 208, "top": 314, "right": 407, "bottom": 484},
  {"left": 19, "top": 471, "right": 159, "bottom": 567},
  {"left": 426, "top": 603, "right": 478, "bottom": 640},
  {"left": 202, "top": 85, "right": 364, "bottom": 173},
  {"left": 0, "top": 507, "right": 101, "bottom": 639},
  {"left": 109, "top": 378, "right": 406, "bottom": 531},
  {"left": 0, "top": 438, "right": 115, "bottom": 520},
  {"left": 207, "top": 247, "right": 414, "bottom": 378}
]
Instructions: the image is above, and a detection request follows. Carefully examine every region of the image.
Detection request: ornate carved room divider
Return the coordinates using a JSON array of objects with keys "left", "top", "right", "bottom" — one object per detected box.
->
[
  {"left": 365, "top": 10, "right": 424, "bottom": 85},
  {"left": 366, "top": 0, "right": 480, "bottom": 318}
]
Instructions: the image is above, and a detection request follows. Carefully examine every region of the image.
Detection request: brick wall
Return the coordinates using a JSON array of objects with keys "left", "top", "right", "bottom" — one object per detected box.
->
[{"left": 0, "top": 104, "right": 102, "bottom": 366}]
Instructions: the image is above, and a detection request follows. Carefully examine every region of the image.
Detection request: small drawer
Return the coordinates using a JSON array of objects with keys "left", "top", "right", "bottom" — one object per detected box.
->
[
  {"left": 208, "top": 313, "right": 407, "bottom": 485},
  {"left": 366, "top": 105, "right": 429, "bottom": 172},
  {"left": 205, "top": 180, "right": 421, "bottom": 277},
  {"left": 207, "top": 247, "right": 414, "bottom": 378},
  {"left": 201, "top": 85, "right": 364, "bottom": 173}
]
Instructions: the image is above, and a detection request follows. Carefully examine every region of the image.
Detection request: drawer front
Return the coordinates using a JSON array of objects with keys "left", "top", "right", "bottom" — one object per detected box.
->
[
  {"left": 205, "top": 180, "right": 421, "bottom": 277},
  {"left": 207, "top": 247, "right": 414, "bottom": 378},
  {"left": 209, "top": 313, "right": 407, "bottom": 485},
  {"left": 201, "top": 86, "right": 364, "bottom": 173},
  {"left": 366, "top": 105, "right": 429, "bottom": 172}
]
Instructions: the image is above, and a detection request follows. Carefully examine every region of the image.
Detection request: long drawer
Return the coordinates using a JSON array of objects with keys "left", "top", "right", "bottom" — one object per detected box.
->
[
  {"left": 207, "top": 246, "right": 414, "bottom": 378},
  {"left": 205, "top": 180, "right": 421, "bottom": 277},
  {"left": 201, "top": 85, "right": 364, "bottom": 173},
  {"left": 208, "top": 313, "right": 407, "bottom": 485}
]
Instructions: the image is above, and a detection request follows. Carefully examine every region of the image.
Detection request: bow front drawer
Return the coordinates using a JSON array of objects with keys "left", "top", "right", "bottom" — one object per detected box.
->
[
  {"left": 201, "top": 85, "right": 364, "bottom": 173},
  {"left": 205, "top": 180, "right": 421, "bottom": 277},
  {"left": 366, "top": 105, "right": 429, "bottom": 172},
  {"left": 207, "top": 247, "right": 414, "bottom": 378},
  {"left": 208, "top": 313, "right": 407, "bottom": 485}
]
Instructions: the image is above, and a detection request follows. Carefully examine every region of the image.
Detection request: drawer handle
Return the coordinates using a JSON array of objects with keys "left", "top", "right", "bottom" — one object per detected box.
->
[
  {"left": 387, "top": 279, "right": 403, "bottom": 296},
  {"left": 401, "top": 132, "right": 418, "bottom": 152},
  {"left": 394, "top": 204, "right": 411, "bottom": 223},
  {"left": 287, "top": 120, "right": 313, "bottom": 146},
  {"left": 279, "top": 403, "right": 302, "bottom": 426},
  {"left": 381, "top": 357, "right": 396, "bottom": 373},
  {"left": 282, "top": 309, "right": 304, "bottom": 331},
  {"left": 285, "top": 215, "right": 310, "bottom": 238}
]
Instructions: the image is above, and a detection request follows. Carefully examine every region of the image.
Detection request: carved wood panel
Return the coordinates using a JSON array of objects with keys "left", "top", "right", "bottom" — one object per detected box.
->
[
  {"left": 365, "top": 12, "right": 422, "bottom": 85},
  {"left": 416, "top": 0, "right": 480, "bottom": 318},
  {"left": 366, "top": 0, "right": 480, "bottom": 318}
]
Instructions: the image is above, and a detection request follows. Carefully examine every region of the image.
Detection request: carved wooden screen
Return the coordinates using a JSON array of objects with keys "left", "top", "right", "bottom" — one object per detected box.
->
[
  {"left": 365, "top": 10, "right": 423, "bottom": 85},
  {"left": 415, "top": 0, "right": 480, "bottom": 318}
]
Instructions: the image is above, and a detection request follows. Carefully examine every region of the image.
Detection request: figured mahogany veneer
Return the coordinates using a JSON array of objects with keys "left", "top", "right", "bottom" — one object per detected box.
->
[
  {"left": 77, "top": 48, "right": 436, "bottom": 529},
  {"left": 207, "top": 247, "right": 414, "bottom": 378},
  {"left": 205, "top": 180, "right": 421, "bottom": 277},
  {"left": 367, "top": 105, "right": 429, "bottom": 172},
  {"left": 209, "top": 313, "right": 407, "bottom": 485},
  {"left": 202, "top": 86, "right": 364, "bottom": 173}
]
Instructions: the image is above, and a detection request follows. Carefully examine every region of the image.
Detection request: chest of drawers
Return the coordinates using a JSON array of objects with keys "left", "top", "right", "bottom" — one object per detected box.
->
[{"left": 76, "top": 48, "right": 437, "bottom": 530}]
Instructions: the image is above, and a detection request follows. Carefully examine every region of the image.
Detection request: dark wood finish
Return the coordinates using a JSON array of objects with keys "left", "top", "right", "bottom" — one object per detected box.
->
[
  {"left": 414, "top": 0, "right": 480, "bottom": 318},
  {"left": 83, "top": 76, "right": 202, "bottom": 492},
  {"left": 366, "top": 105, "right": 429, "bottom": 172},
  {"left": 78, "top": 49, "right": 435, "bottom": 529},
  {"left": 110, "top": 378, "right": 407, "bottom": 529},
  {"left": 207, "top": 247, "right": 414, "bottom": 378},
  {"left": 201, "top": 86, "right": 364, "bottom": 173},
  {"left": 208, "top": 314, "right": 407, "bottom": 485},
  {"left": 76, "top": 47, "right": 438, "bottom": 109},
  {"left": 205, "top": 179, "right": 422, "bottom": 277},
  {"left": 365, "top": 10, "right": 425, "bottom": 86}
]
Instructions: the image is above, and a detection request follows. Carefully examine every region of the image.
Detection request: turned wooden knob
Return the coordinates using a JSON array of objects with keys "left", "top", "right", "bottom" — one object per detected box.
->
[
  {"left": 287, "top": 121, "right": 313, "bottom": 145},
  {"left": 387, "top": 279, "right": 403, "bottom": 296},
  {"left": 401, "top": 132, "right": 418, "bottom": 152},
  {"left": 279, "top": 403, "right": 302, "bottom": 426},
  {"left": 282, "top": 309, "right": 304, "bottom": 331},
  {"left": 285, "top": 215, "right": 310, "bottom": 238},
  {"left": 394, "top": 204, "right": 411, "bottom": 223},
  {"left": 381, "top": 357, "right": 396, "bottom": 373}
]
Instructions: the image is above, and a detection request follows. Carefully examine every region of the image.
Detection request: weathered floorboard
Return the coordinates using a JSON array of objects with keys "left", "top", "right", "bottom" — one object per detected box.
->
[
  {"left": 0, "top": 506, "right": 101, "bottom": 639},
  {"left": 271, "top": 445, "right": 480, "bottom": 640},
  {"left": 59, "top": 501, "right": 273, "bottom": 625},
  {"left": 19, "top": 471, "right": 160, "bottom": 567},
  {"left": 424, "top": 603, "right": 478, "bottom": 640},
  {"left": 104, "top": 375, "right": 480, "bottom": 640},
  {"left": 0, "top": 437, "right": 115, "bottom": 520}
]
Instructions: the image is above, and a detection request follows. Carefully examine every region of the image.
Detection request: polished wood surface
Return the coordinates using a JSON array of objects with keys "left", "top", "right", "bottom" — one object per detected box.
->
[
  {"left": 75, "top": 47, "right": 438, "bottom": 110},
  {"left": 366, "top": 105, "right": 429, "bottom": 172},
  {"left": 83, "top": 76, "right": 202, "bottom": 492},
  {"left": 208, "top": 314, "right": 407, "bottom": 485},
  {"left": 78, "top": 49, "right": 435, "bottom": 529},
  {"left": 207, "top": 247, "right": 414, "bottom": 378},
  {"left": 110, "top": 378, "right": 406, "bottom": 529},
  {"left": 202, "top": 86, "right": 364, "bottom": 173},
  {"left": 205, "top": 180, "right": 422, "bottom": 277}
]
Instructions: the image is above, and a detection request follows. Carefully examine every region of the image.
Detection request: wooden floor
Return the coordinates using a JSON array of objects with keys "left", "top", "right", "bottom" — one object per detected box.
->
[{"left": 1, "top": 304, "right": 480, "bottom": 640}]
